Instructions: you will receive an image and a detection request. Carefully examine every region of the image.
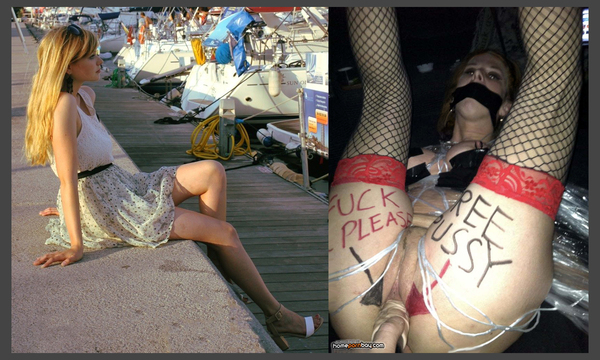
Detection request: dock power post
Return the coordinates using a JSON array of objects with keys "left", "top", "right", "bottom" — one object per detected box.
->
[
  {"left": 297, "top": 88, "right": 311, "bottom": 190},
  {"left": 218, "top": 99, "right": 237, "bottom": 159}
]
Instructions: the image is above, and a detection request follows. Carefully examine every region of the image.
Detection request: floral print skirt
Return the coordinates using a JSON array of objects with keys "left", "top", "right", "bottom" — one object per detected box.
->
[{"left": 45, "top": 164, "right": 178, "bottom": 250}]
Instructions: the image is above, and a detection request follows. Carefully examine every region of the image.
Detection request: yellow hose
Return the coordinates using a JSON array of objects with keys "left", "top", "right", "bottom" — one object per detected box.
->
[{"left": 186, "top": 115, "right": 252, "bottom": 160}]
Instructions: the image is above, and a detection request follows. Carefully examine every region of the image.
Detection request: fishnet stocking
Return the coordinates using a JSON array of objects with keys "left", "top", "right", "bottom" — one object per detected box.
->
[
  {"left": 342, "top": 7, "right": 412, "bottom": 165},
  {"left": 489, "top": 7, "right": 582, "bottom": 183}
]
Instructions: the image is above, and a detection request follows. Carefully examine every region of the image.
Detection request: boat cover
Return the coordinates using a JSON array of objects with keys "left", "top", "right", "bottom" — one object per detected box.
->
[
  {"left": 204, "top": 9, "right": 254, "bottom": 76},
  {"left": 226, "top": 10, "right": 254, "bottom": 76},
  {"left": 203, "top": 7, "right": 245, "bottom": 47},
  {"left": 98, "top": 12, "right": 120, "bottom": 21}
]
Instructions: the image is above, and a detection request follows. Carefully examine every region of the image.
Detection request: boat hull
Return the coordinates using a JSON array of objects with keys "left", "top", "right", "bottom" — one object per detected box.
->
[
  {"left": 114, "top": 43, "right": 195, "bottom": 89},
  {"left": 181, "top": 62, "right": 306, "bottom": 119}
]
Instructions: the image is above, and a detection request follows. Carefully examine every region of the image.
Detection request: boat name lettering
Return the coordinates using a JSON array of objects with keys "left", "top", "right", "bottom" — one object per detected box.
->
[{"left": 286, "top": 80, "right": 306, "bottom": 86}]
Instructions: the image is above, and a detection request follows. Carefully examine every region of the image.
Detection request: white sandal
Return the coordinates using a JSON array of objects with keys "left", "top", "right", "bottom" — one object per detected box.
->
[{"left": 265, "top": 304, "right": 322, "bottom": 351}]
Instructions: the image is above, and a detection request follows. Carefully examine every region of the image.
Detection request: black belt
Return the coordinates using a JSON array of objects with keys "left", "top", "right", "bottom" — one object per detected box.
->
[{"left": 78, "top": 163, "right": 113, "bottom": 179}]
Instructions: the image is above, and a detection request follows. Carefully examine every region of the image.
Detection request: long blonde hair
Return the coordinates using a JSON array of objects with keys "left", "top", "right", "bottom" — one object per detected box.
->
[{"left": 24, "top": 25, "right": 99, "bottom": 166}]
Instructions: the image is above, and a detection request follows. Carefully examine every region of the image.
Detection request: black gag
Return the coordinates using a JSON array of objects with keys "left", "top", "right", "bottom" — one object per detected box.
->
[{"left": 450, "top": 82, "right": 503, "bottom": 127}]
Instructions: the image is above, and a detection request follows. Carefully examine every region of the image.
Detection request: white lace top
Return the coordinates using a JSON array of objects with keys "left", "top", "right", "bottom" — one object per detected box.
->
[{"left": 50, "top": 88, "right": 114, "bottom": 176}]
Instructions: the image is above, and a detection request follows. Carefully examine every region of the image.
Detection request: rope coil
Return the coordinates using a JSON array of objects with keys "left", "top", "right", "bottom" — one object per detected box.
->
[{"left": 186, "top": 115, "right": 251, "bottom": 160}]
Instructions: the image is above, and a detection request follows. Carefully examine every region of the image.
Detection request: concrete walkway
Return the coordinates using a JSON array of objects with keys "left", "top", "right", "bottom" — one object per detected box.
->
[{"left": 10, "top": 21, "right": 281, "bottom": 353}]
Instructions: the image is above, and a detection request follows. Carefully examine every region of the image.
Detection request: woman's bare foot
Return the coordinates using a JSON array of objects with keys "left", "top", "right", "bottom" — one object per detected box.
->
[
  {"left": 39, "top": 207, "right": 59, "bottom": 216},
  {"left": 267, "top": 304, "right": 323, "bottom": 338}
]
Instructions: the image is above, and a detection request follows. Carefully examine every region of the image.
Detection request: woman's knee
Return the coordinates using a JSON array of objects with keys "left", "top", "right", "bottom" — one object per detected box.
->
[
  {"left": 203, "top": 160, "right": 226, "bottom": 183},
  {"left": 175, "top": 160, "right": 226, "bottom": 200},
  {"left": 219, "top": 222, "right": 241, "bottom": 248}
]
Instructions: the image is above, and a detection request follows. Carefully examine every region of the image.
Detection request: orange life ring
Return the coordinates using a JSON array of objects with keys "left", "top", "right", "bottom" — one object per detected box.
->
[
  {"left": 138, "top": 25, "right": 146, "bottom": 44},
  {"left": 127, "top": 26, "right": 134, "bottom": 45}
]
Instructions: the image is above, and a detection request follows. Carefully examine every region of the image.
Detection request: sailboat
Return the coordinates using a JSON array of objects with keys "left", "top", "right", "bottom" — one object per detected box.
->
[
  {"left": 176, "top": 7, "right": 328, "bottom": 121},
  {"left": 112, "top": 7, "right": 219, "bottom": 94}
]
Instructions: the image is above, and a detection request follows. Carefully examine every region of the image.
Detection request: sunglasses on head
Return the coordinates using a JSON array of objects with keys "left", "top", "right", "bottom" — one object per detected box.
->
[
  {"left": 65, "top": 24, "right": 101, "bottom": 55},
  {"left": 66, "top": 24, "right": 82, "bottom": 36}
]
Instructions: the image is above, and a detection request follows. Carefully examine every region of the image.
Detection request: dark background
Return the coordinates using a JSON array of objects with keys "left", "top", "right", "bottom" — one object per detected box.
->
[{"left": 328, "top": 7, "right": 588, "bottom": 353}]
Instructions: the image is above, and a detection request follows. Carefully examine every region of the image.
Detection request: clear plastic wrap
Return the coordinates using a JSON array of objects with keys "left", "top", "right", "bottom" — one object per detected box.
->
[
  {"left": 554, "top": 183, "right": 589, "bottom": 260},
  {"left": 408, "top": 150, "right": 589, "bottom": 334},
  {"left": 546, "top": 183, "right": 589, "bottom": 334}
]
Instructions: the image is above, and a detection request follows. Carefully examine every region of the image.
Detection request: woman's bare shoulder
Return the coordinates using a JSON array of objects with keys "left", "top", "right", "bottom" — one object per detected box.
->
[
  {"left": 54, "top": 92, "right": 80, "bottom": 132},
  {"left": 79, "top": 85, "right": 96, "bottom": 103},
  {"left": 55, "top": 92, "right": 77, "bottom": 112}
]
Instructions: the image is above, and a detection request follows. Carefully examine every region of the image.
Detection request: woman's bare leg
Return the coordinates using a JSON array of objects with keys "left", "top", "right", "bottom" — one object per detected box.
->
[
  {"left": 170, "top": 160, "right": 322, "bottom": 336},
  {"left": 172, "top": 160, "right": 230, "bottom": 281},
  {"left": 172, "top": 160, "right": 228, "bottom": 219}
]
